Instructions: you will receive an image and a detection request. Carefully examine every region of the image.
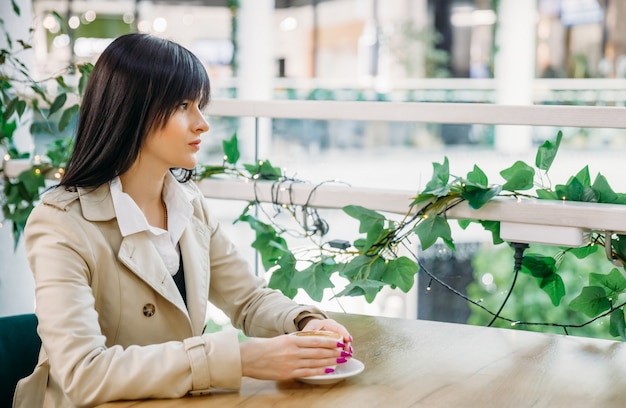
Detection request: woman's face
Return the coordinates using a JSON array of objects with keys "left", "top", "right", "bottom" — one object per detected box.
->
[{"left": 141, "top": 100, "right": 210, "bottom": 172}]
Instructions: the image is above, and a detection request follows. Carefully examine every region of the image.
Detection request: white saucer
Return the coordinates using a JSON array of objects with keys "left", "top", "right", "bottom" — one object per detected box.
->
[{"left": 296, "top": 358, "right": 365, "bottom": 385}]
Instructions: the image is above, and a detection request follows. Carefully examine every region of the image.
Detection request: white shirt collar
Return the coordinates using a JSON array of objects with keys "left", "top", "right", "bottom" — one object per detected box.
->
[{"left": 110, "top": 172, "right": 193, "bottom": 246}]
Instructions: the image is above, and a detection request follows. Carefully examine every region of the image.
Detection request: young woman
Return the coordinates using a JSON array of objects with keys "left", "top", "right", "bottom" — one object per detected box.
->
[{"left": 14, "top": 33, "right": 351, "bottom": 407}]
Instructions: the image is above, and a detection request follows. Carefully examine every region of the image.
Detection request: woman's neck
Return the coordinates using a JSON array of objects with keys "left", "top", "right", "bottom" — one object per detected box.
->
[{"left": 119, "top": 165, "right": 168, "bottom": 229}]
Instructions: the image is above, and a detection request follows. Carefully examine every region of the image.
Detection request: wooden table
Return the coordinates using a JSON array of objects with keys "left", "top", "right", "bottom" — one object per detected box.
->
[{"left": 98, "top": 312, "right": 626, "bottom": 408}]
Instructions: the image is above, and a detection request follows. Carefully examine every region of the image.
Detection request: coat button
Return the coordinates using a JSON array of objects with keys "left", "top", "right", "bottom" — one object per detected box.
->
[{"left": 143, "top": 303, "right": 156, "bottom": 317}]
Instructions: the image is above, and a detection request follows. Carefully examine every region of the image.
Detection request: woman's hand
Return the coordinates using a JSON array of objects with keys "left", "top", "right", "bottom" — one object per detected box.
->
[
  {"left": 240, "top": 332, "right": 350, "bottom": 380},
  {"left": 300, "top": 318, "right": 352, "bottom": 353}
]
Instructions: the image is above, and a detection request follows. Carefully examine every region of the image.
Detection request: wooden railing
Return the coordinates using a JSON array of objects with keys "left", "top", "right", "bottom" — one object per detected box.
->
[
  {"left": 4, "top": 99, "right": 626, "bottom": 250},
  {"left": 199, "top": 99, "right": 626, "bottom": 250}
]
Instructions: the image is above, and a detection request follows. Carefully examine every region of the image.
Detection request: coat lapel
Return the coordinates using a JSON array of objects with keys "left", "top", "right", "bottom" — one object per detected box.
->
[
  {"left": 77, "top": 184, "right": 190, "bottom": 320},
  {"left": 117, "top": 234, "right": 189, "bottom": 316}
]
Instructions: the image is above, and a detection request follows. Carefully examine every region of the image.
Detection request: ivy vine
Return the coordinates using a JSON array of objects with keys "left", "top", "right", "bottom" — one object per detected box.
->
[{"left": 198, "top": 131, "right": 626, "bottom": 341}]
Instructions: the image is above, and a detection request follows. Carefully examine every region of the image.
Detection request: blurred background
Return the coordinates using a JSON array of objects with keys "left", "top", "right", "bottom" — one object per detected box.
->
[{"left": 3, "top": 0, "right": 626, "bottom": 340}]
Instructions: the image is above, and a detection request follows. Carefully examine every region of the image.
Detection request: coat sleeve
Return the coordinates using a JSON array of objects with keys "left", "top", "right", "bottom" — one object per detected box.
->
[
  {"left": 24, "top": 200, "right": 241, "bottom": 406},
  {"left": 194, "top": 186, "right": 328, "bottom": 338}
]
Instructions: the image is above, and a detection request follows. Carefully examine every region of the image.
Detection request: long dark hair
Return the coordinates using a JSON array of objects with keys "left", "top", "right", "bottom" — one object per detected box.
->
[{"left": 59, "top": 33, "right": 211, "bottom": 188}]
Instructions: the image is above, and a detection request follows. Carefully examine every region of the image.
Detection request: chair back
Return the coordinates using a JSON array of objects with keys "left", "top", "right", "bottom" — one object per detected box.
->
[{"left": 0, "top": 313, "right": 41, "bottom": 407}]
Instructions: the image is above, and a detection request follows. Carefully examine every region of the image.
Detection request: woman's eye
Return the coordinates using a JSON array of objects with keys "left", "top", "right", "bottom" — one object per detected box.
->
[{"left": 179, "top": 102, "right": 188, "bottom": 110}]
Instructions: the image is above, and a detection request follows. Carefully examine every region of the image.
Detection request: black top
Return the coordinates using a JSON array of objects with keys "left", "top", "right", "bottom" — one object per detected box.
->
[{"left": 172, "top": 254, "right": 187, "bottom": 306}]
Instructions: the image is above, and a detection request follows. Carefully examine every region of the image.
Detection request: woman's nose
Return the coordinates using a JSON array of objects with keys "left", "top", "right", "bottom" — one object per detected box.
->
[{"left": 195, "top": 109, "right": 210, "bottom": 133}]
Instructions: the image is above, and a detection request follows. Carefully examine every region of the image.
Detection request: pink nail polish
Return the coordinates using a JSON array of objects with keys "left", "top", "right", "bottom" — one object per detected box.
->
[
  {"left": 337, "top": 342, "right": 345, "bottom": 348},
  {"left": 349, "top": 336, "right": 353, "bottom": 342},
  {"left": 341, "top": 351, "right": 352, "bottom": 357},
  {"left": 325, "top": 368, "right": 335, "bottom": 374},
  {"left": 336, "top": 357, "right": 348, "bottom": 364}
]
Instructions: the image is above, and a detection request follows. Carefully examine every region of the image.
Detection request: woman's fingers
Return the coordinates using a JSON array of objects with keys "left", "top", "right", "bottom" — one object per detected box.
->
[
  {"left": 240, "top": 335, "right": 352, "bottom": 381},
  {"left": 299, "top": 318, "right": 353, "bottom": 350}
]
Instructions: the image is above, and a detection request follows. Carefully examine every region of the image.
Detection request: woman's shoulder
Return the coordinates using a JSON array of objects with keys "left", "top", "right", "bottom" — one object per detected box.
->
[{"left": 39, "top": 185, "right": 80, "bottom": 209}]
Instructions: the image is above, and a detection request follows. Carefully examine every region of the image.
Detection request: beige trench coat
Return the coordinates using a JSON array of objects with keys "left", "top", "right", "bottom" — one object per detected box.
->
[{"left": 13, "top": 181, "right": 326, "bottom": 408}]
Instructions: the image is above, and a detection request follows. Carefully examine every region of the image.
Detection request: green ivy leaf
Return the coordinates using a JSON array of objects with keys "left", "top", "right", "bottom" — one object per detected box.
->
[
  {"left": 243, "top": 160, "right": 281, "bottom": 180},
  {"left": 55, "top": 75, "right": 71, "bottom": 92},
  {"left": 567, "top": 244, "right": 598, "bottom": 259},
  {"left": 555, "top": 177, "right": 586, "bottom": 202},
  {"left": 569, "top": 286, "right": 611, "bottom": 318},
  {"left": 539, "top": 273, "right": 565, "bottom": 306},
  {"left": 343, "top": 205, "right": 385, "bottom": 234},
  {"left": 457, "top": 219, "right": 472, "bottom": 230},
  {"left": 48, "top": 93, "right": 67, "bottom": 117},
  {"left": 535, "top": 130, "right": 562, "bottom": 171},
  {"left": 461, "top": 184, "right": 501, "bottom": 210},
  {"left": 422, "top": 157, "right": 450, "bottom": 196},
  {"left": 30, "top": 83, "right": 51, "bottom": 105},
  {"left": 338, "top": 255, "right": 372, "bottom": 280},
  {"left": 614, "top": 235, "right": 626, "bottom": 262},
  {"left": 18, "top": 167, "right": 45, "bottom": 196},
  {"left": 589, "top": 268, "right": 626, "bottom": 296},
  {"left": 479, "top": 220, "right": 503, "bottom": 245},
  {"left": 290, "top": 258, "right": 336, "bottom": 302},
  {"left": 521, "top": 254, "right": 556, "bottom": 278},
  {"left": 78, "top": 63, "right": 93, "bottom": 97},
  {"left": 613, "top": 193, "right": 626, "bottom": 205},
  {"left": 11, "top": 0, "right": 20, "bottom": 15},
  {"left": 268, "top": 252, "right": 297, "bottom": 299},
  {"left": 413, "top": 214, "right": 452, "bottom": 250},
  {"left": 58, "top": 104, "right": 79, "bottom": 132},
  {"left": 591, "top": 174, "right": 618, "bottom": 204},
  {"left": 16, "top": 99, "right": 26, "bottom": 118},
  {"left": 46, "top": 137, "right": 73, "bottom": 168},
  {"left": 366, "top": 256, "right": 387, "bottom": 281},
  {"left": 609, "top": 308, "right": 626, "bottom": 340},
  {"left": 239, "top": 214, "right": 290, "bottom": 270},
  {"left": 410, "top": 193, "right": 436, "bottom": 207},
  {"left": 500, "top": 161, "right": 535, "bottom": 191},
  {"left": 3, "top": 97, "right": 18, "bottom": 122},
  {"left": 222, "top": 133, "right": 240, "bottom": 164},
  {"left": 536, "top": 188, "right": 558, "bottom": 200},
  {"left": 573, "top": 166, "right": 591, "bottom": 187},
  {"left": 380, "top": 256, "right": 418, "bottom": 292},
  {"left": 466, "top": 165, "right": 488, "bottom": 186},
  {"left": 334, "top": 279, "right": 386, "bottom": 303}
]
